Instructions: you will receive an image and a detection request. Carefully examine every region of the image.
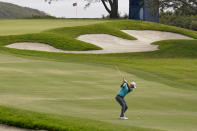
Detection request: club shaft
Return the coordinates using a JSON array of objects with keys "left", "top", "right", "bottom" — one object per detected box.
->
[{"left": 115, "top": 66, "right": 124, "bottom": 79}]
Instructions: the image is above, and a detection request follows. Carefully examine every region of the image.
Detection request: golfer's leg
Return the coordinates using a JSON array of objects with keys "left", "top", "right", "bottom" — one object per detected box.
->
[
  {"left": 116, "top": 95, "right": 125, "bottom": 117},
  {"left": 123, "top": 99, "right": 128, "bottom": 113}
]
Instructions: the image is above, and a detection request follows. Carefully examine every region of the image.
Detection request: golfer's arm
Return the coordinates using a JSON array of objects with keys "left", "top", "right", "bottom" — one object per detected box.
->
[
  {"left": 120, "top": 82, "right": 124, "bottom": 88},
  {"left": 126, "top": 83, "right": 130, "bottom": 88},
  {"left": 120, "top": 82, "right": 127, "bottom": 88}
]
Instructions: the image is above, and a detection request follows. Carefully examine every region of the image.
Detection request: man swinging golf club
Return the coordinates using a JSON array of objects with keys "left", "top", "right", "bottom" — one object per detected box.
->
[{"left": 115, "top": 78, "right": 136, "bottom": 120}]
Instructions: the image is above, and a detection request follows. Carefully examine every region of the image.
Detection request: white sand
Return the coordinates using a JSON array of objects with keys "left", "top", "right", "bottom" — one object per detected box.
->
[
  {"left": 6, "top": 30, "right": 194, "bottom": 54},
  {"left": 6, "top": 42, "right": 65, "bottom": 53}
]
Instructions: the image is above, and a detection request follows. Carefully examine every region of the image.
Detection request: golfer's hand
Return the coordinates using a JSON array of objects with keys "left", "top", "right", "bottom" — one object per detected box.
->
[{"left": 123, "top": 78, "right": 127, "bottom": 83}]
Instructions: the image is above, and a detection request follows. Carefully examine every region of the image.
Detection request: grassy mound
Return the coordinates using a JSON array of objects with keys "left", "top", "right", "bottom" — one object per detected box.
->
[
  {"left": 0, "top": 33, "right": 102, "bottom": 51},
  {"left": 105, "top": 20, "right": 197, "bottom": 39},
  {"left": 1, "top": 19, "right": 196, "bottom": 51},
  {"left": 0, "top": 1, "right": 46, "bottom": 18},
  {"left": 47, "top": 23, "right": 137, "bottom": 40},
  {"left": 0, "top": 106, "right": 159, "bottom": 131}
]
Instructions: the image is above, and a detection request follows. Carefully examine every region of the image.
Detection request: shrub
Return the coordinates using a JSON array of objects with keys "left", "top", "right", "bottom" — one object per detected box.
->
[
  {"left": 160, "top": 13, "right": 197, "bottom": 31},
  {"left": 190, "top": 21, "right": 197, "bottom": 31}
]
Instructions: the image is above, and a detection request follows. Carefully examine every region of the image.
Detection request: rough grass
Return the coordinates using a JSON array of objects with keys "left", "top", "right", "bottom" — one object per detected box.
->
[
  {"left": 0, "top": 33, "right": 102, "bottom": 51},
  {"left": 47, "top": 23, "right": 137, "bottom": 40},
  {"left": 105, "top": 20, "right": 197, "bottom": 39},
  {"left": 0, "top": 106, "right": 159, "bottom": 131}
]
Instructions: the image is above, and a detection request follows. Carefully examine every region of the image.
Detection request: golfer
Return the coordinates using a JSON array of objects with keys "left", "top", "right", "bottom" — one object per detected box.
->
[{"left": 115, "top": 79, "right": 136, "bottom": 120}]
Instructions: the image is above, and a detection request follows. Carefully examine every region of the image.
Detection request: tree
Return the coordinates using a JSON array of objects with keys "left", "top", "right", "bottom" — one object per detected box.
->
[
  {"left": 88, "top": 0, "right": 119, "bottom": 18},
  {"left": 45, "top": 0, "right": 119, "bottom": 18},
  {"left": 158, "top": 0, "right": 197, "bottom": 15},
  {"left": 143, "top": 0, "right": 197, "bottom": 20}
]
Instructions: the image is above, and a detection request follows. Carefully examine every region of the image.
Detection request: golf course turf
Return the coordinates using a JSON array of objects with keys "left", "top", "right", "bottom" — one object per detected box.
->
[{"left": 0, "top": 19, "right": 197, "bottom": 131}]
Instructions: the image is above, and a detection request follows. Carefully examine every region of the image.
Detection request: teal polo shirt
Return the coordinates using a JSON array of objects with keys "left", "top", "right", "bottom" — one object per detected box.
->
[{"left": 117, "top": 83, "right": 133, "bottom": 98}]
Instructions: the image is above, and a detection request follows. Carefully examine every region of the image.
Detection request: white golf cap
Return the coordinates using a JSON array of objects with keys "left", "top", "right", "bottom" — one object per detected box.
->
[{"left": 131, "top": 82, "right": 136, "bottom": 88}]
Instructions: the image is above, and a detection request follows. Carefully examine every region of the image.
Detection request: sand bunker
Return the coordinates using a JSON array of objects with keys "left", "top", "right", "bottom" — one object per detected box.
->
[
  {"left": 6, "top": 30, "right": 194, "bottom": 54},
  {"left": 6, "top": 42, "right": 65, "bottom": 53}
]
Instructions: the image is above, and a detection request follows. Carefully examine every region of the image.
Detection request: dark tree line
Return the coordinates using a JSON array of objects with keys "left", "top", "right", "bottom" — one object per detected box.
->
[
  {"left": 158, "top": 0, "right": 197, "bottom": 15},
  {"left": 45, "top": 0, "right": 197, "bottom": 18},
  {"left": 84, "top": 0, "right": 197, "bottom": 18}
]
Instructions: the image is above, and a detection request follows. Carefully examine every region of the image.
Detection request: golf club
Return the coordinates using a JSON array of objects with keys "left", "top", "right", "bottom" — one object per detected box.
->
[{"left": 115, "top": 65, "right": 125, "bottom": 81}]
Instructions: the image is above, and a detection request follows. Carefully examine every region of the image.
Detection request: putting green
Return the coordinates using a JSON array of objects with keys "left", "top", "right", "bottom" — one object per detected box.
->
[
  {"left": 0, "top": 19, "right": 108, "bottom": 36},
  {"left": 0, "top": 54, "right": 196, "bottom": 131}
]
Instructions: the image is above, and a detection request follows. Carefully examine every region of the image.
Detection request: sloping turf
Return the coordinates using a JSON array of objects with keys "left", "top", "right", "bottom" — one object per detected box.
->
[
  {"left": 0, "top": 19, "right": 197, "bottom": 131},
  {"left": 0, "top": 53, "right": 196, "bottom": 131}
]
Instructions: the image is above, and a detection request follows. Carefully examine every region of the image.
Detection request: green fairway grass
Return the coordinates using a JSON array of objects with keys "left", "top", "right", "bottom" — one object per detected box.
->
[
  {"left": 0, "top": 19, "right": 197, "bottom": 131},
  {"left": 0, "top": 53, "right": 196, "bottom": 131}
]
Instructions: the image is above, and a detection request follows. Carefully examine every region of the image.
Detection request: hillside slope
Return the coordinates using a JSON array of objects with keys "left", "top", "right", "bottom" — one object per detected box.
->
[{"left": 0, "top": 2, "right": 46, "bottom": 18}]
